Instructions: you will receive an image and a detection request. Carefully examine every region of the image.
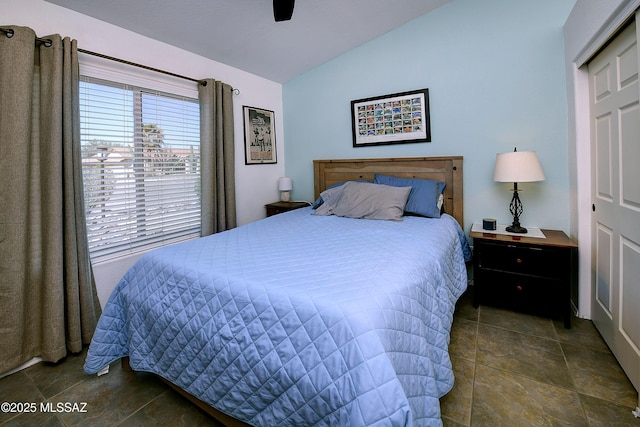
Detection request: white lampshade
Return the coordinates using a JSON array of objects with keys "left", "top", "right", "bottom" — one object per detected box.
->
[
  {"left": 278, "top": 177, "right": 293, "bottom": 191},
  {"left": 493, "top": 150, "right": 545, "bottom": 183}
]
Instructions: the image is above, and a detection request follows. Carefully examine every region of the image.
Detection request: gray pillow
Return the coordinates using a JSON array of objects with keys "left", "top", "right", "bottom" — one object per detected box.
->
[{"left": 313, "top": 181, "right": 411, "bottom": 221}]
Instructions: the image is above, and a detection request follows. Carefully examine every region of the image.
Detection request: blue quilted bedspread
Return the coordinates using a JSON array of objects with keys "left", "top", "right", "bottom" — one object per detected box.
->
[{"left": 85, "top": 208, "right": 471, "bottom": 426}]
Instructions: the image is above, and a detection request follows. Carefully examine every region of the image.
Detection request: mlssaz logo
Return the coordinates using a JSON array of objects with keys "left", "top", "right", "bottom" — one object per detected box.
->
[{"left": 40, "top": 402, "right": 88, "bottom": 413}]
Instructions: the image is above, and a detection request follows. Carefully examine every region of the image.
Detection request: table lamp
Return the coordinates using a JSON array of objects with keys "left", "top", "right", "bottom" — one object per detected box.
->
[
  {"left": 278, "top": 177, "right": 292, "bottom": 202},
  {"left": 493, "top": 147, "right": 545, "bottom": 233}
]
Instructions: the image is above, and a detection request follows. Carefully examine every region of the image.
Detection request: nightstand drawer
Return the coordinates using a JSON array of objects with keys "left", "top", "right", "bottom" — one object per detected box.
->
[
  {"left": 476, "top": 242, "right": 566, "bottom": 279},
  {"left": 478, "top": 271, "right": 561, "bottom": 316}
]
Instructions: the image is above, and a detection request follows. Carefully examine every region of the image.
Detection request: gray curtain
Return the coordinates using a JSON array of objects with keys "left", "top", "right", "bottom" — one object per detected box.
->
[
  {"left": 199, "top": 79, "right": 237, "bottom": 236},
  {"left": 0, "top": 26, "right": 101, "bottom": 373}
]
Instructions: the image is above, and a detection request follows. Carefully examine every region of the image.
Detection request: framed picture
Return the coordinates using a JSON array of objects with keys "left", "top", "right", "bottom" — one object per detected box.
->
[
  {"left": 243, "top": 106, "right": 277, "bottom": 164},
  {"left": 351, "top": 88, "right": 431, "bottom": 147}
]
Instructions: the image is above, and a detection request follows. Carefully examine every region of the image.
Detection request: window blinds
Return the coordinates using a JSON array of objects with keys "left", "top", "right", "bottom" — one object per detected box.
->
[{"left": 79, "top": 76, "right": 200, "bottom": 262}]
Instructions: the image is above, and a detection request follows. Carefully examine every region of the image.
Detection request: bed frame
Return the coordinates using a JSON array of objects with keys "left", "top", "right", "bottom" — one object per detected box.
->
[
  {"left": 123, "top": 156, "right": 464, "bottom": 425},
  {"left": 314, "top": 156, "right": 464, "bottom": 226}
]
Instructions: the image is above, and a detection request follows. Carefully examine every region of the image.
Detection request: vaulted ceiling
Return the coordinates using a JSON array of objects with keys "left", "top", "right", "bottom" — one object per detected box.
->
[{"left": 45, "top": 0, "right": 450, "bottom": 83}]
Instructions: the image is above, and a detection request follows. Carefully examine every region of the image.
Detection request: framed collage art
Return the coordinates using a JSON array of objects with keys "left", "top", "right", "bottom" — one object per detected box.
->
[{"left": 351, "top": 89, "right": 431, "bottom": 147}]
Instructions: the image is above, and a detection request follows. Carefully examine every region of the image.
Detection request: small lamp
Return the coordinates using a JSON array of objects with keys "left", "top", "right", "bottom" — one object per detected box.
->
[
  {"left": 278, "top": 177, "right": 292, "bottom": 202},
  {"left": 493, "top": 147, "right": 545, "bottom": 233}
]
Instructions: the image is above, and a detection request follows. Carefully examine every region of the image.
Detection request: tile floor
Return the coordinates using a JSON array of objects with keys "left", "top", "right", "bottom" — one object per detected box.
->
[
  {"left": 0, "top": 350, "right": 219, "bottom": 427},
  {"left": 442, "top": 291, "right": 639, "bottom": 426},
  {"left": 0, "top": 290, "right": 638, "bottom": 426}
]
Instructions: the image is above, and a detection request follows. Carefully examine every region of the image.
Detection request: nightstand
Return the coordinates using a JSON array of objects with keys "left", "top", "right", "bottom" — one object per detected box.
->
[
  {"left": 265, "top": 201, "right": 309, "bottom": 217},
  {"left": 470, "top": 228, "right": 578, "bottom": 328}
]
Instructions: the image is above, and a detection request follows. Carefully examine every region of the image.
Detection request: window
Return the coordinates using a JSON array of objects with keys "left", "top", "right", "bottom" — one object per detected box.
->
[{"left": 79, "top": 76, "right": 200, "bottom": 262}]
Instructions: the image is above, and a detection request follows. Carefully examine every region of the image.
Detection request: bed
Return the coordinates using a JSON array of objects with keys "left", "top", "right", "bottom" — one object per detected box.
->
[{"left": 84, "top": 156, "right": 470, "bottom": 427}]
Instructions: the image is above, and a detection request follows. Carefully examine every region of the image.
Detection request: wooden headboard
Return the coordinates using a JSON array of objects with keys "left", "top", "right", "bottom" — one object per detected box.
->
[{"left": 313, "top": 156, "right": 463, "bottom": 226}]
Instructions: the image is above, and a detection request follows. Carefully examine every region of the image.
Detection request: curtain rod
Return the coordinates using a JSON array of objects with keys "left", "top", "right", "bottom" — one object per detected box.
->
[
  {"left": 1, "top": 27, "right": 239, "bottom": 94},
  {"left": 78, "top": 48, "right": 240, "bottom": 95}
]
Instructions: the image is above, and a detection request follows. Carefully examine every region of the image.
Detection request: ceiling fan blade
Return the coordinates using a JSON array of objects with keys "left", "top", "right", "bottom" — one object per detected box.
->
[{"left": 273, "top": 0, "right": 295, "bottom": 22}]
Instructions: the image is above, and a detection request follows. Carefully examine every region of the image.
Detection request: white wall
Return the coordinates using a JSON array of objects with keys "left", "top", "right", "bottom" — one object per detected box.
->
[
  {"left": 563, "top": 0, "right": 640, "bottom": 317},
  {"left": 3, "top": 0, "right": 285, "bottom": 306}
]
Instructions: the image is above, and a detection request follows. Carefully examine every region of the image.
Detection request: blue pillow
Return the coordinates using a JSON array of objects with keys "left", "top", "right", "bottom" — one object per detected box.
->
[
  {"left": 374, "top": 174, "right": 445, "bottom": 218},
  {"left": 311, "top": 179, "right": 372, "bottom": 209}
]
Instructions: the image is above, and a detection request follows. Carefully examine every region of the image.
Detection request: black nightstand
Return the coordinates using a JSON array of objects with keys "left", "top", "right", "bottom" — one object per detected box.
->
[
  {"left": 265, "top": 201, "right": 310, "bottom": 217},
  {"left": 470, "top": 229, "right": 578, "bottom": 328}
]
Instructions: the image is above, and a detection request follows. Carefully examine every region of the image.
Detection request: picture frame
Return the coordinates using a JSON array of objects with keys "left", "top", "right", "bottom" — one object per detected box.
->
[
  {"left": 351, "top": 88, "right": 431, "bottom": 147},
  {"left": 243, "top": 106, "right": 277, "bottom": 164}
]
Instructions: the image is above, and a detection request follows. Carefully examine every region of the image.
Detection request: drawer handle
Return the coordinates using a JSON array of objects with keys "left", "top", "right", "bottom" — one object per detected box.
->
[
  {"left": 516, "top": 285, "right": 523, "bottom": 292},
  {"left": 516, "top": 258, "right": 523, "bottom": 264}
]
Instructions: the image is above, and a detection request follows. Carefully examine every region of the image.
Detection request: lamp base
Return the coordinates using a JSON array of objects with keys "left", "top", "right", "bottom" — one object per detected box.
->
[
  {"left": 280, "top": 191, "right": 291, "bottom": 202},
  {"left": 506, "top": 224, "right": 527, "bottom": 234},
  {"left": 506, "top": 183, "right": 527, "bottom": 233}
]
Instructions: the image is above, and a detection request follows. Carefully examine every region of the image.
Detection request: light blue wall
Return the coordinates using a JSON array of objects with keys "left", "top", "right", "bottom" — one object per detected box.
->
[{"left": 283, "top": 0, "right": 576, "bottom": 233}]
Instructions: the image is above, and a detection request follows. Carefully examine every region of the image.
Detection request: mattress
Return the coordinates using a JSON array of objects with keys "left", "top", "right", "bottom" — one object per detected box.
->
[{"left": 85, "top": 207, "right": 471, "bottom": 426}]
